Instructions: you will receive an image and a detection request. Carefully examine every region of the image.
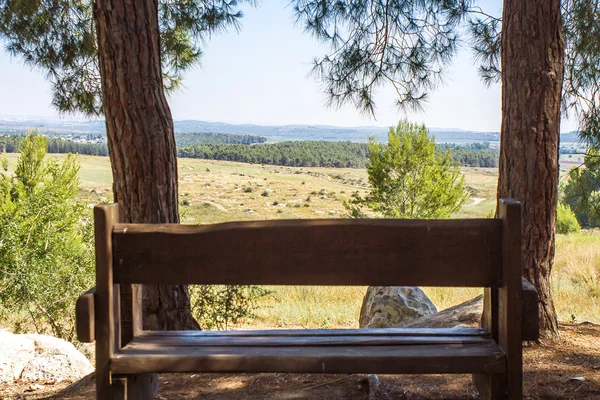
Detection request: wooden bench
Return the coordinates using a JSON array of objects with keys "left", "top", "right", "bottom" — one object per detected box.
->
[{"left": 76, "top": 198, "right": 539, "bottom": 399}]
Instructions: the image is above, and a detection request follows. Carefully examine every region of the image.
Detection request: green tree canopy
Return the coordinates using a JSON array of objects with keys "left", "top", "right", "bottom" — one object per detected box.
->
[
  {"left": 0, "top": 0, "right": 255, "bottom": 115},
  {"left": 346, "top": 121, "right": 467, "bottom": 219},
  {"left": 0, "top": 133, "right": 93, "bottom": 340},
  {"left": 468, "top": 0, "right": 600, "bottom": 145},
  {"left": 292, "top": 0, "right": 473, "bottom": 115}
]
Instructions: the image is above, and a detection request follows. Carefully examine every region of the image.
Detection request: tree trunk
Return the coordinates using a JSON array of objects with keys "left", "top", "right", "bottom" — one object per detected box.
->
[
  {"left": 93, "top": 0, "right": 199, "bottom": 330},
  {"left": 499, "top": 0, "right": 565, "bottom": 340}
]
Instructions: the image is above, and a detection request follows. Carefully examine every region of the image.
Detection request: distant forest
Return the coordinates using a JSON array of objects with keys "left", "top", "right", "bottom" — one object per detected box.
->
[
  {"left": 174, "top": 132, "right": 267, "bottom": 146},
  {"left": 178, "top": 141, "right": 371, "bottom": 168},
  {"left": 0, "top": 133, "right": 500, "bottom": 168},
  {"left": 0, "top": 132, "right": 267, "bottom": 157},
  {"left": 179, "top": 141, "right": 500, "bottom": 168}
]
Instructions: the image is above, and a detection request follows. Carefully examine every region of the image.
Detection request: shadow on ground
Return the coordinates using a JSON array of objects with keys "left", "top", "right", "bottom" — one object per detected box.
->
[{"left": 5, "top": 323, "right": 598, "bottom": 400}]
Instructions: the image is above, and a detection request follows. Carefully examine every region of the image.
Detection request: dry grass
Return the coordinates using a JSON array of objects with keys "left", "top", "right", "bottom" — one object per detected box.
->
[
  {"left": 553, "top": 232, "right": 600, "bottom": 323},
  {"left": 4, "top": 153, "right": 598, "bottom": 329}
]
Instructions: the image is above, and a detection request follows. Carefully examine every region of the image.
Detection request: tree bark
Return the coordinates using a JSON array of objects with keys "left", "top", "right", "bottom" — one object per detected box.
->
[
  {"left": 499, "top": 0, "right": 565, "bottom": 339},
  {"left": 93, "top": 0, "right": 199, "bottom": 330}
]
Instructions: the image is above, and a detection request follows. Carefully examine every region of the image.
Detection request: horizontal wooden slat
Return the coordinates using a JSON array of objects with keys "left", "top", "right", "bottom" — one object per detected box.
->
[
  {"left": 112, "top": 341, "right": 506, "bottom": 375},
  {"left": 128, "top": 332, "right": 492, "bottom": 347},
  {"left": 75, "top": 287, "right": 96, "bottom": 343},
  {"left": 112, "top": 219, "right": 502, "bottom": 286},
  {"left": 138, "top": 327, "right": 489, "bottom": 337}
]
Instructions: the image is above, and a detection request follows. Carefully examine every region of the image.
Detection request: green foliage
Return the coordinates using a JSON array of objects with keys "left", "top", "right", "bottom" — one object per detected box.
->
[
  {"left": 179, "top": 141, "right": 371, "bottom": 168},
  {"left": 175, "top": 132, "right": 267, "bottom": 146},
  {"left": 556, "top": 203, "right": 581, "bottom": 234},
  {"left": 345, "top": 121, "right": 467, "bottom": 219},
  {"left": 437, "top": 142, "right": 499, "bottom": 167},
  {"left": 292, "top": 0, "right": 472, "bottom": 114},
  {"left": 189, "top": 285, "right": 270, "bottom": 330},
  {"left": 0, "top": 132, "right": 94, "bottom": 340},
  {"left": 562, "top": 151, "right": 600, "bottom": 227},
  {"left": 468, "top": 1, "right": 600, "bottom": 149},
  {"left": 0, "top": 0, "right": 256, "bottom": 116},
  {"left": 178, "top": 140, "right": 497, "bottom": 168}
]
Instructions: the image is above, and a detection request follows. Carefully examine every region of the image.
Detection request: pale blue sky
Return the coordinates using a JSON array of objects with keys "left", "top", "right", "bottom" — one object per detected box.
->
[{"left": 0, "top": 0, "right": 577, "bottom": 132}]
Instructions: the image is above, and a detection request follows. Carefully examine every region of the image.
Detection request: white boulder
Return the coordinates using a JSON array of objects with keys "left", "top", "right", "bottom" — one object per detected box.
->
[
  {"left": 359, "top": 286, "right": 437, "bottom": 328},
  {"left": 0, "top": 332, "right": 93, "bottom": 384}
]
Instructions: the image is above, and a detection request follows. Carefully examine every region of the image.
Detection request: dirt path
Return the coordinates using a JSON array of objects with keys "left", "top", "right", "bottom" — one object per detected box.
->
[{"left": 3, "top": 323, "right": 599, "bottom": 400}]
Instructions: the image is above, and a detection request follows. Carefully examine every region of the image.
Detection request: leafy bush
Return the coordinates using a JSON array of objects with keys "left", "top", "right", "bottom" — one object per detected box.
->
[
  {"left": 562, "top": 151, "right": 600, "bottom": 227},
  {"left": 557, "top": 203, "right": 581, "bottom": 234},
  {"left": 0, "top": 133, "right": 94, "bottom": 341},
  {"left": 189, "top": 285, "right": 270, "bottom": 330},
  {"left": 345, "top": 121, "right": 467, "bottom": 219}
]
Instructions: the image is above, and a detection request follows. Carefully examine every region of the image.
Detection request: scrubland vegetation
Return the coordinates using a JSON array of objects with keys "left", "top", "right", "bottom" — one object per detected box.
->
[{"left": 0, "top": 143, "right": 598, "bottom": 338}]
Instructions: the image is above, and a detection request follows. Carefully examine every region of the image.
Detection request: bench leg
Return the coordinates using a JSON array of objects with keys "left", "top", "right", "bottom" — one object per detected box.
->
[
  {"left": 97, "top": 374, "right": 158, "bottom": 400},
  {"left": 472, "top": 373, "right": 508, "bottom": 400},
  {"left": 126, "top": 374, "right": 159, "bottom": 400},
  {"left": 96, "top": 376, "right": 127, "bottom": 400}
]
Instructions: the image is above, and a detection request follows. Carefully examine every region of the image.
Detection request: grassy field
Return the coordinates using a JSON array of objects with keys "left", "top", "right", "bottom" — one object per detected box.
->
[{"left": 4, "top": 153, "right": 598, "bottom": 327}]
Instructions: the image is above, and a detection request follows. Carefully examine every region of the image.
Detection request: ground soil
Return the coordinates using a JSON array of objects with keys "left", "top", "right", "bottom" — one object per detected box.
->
[{"left": 2, "top": 323, "right": 598, "bottom": 400}]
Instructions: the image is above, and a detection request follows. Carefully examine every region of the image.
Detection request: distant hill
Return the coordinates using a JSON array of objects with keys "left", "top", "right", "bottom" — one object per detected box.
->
[{"left": 0, "top": 117, "right": 581, "bottom": 145}]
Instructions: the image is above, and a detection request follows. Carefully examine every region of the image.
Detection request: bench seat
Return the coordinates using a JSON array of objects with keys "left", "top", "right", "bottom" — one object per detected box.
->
[{"left": 111, "top": 328, "right": 506, "bottom": 375}]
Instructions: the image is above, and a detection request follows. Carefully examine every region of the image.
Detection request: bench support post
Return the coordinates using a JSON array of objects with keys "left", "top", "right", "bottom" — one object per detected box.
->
[
  {"left": 473, "top": 199, "right": 522, "bottom": 400},
  {"left": 95, "top": 204, "right": 122, "bottom": 400},
  {"left": 121, "top": 283, "right": 158, "bottom": 399}
]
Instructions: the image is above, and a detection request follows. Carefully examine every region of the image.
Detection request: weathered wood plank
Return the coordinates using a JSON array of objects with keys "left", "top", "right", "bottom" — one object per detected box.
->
[
  {"left": 110, "top": 377, "right": 127, "bottom": 400},
  {"left": 473, "top": 373, "right": 508, "bottom": 399},
  {"left": 138, "top": 327, "right": 489, "bottom": 338},
  {"left": 75, "top": 287, "right": 96, "bottom": 343},
  {"left": 112, "top": 342, "right": 506, "bottom": 375},
  {"left": 94, "top": 204, "right": 120, "bottom": 400},
  {"left": 521, "top": 278, "right": 539, "bottom": 341},
  {"left": 125, "top": 333, "right": 494, "bottom": 347},
  {"left": 123, "top": 374, "right": 158, "bottom": 400},
  {"left": 112, "top": 219, "right": 502, "bottom": 286},
  {"left": 498, "top": 199, "right": 523, "bottom": 400}
]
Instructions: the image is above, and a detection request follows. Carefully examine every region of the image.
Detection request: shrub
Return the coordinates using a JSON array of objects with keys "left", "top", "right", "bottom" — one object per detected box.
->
[
  {"left": 189, "top": 285, "right": 270, "bottom": 330},
  {"left": 557, "top": 203, "right": 581, "bottom": 234},
  {"left": 261, "top": 190, "right": 269, "bottom": 197},
  {"left": 562, "top": 151, "right": 600, "bottom": 227},
  {"left": 344, "top": 121, "right": 467, "bottom": 219},
  {"left": 0, "top": 133, "right": 94, "bottom": 341},
  {"left": 244, "top": 187, "right": 253, "bottom": 193}
]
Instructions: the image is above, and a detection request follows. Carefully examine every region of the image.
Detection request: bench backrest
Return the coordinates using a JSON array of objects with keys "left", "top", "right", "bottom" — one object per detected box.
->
[
  {"left": 111, "top": 218, "right": 503, "bottom": 287},
  {"left": 98, "top": 199, "right": 521, "bottom": 289}
]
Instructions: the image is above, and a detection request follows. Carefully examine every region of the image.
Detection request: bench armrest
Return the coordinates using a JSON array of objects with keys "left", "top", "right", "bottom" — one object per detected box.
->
[
  {"left": 521, "top": 278, "right": 539, "bottom": 341},
  {"left": 76, "top": 287, "right": 96, "bottom": 343}
]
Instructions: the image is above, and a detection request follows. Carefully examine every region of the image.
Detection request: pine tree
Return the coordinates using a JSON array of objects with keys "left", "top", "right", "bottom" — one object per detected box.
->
[{"left": 345, "top": 121, "right": 467, "bottom": 219}]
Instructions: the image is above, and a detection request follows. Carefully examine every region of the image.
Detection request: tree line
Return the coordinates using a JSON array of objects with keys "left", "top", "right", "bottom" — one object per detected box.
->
[
  {"left": 0, "top": 131, "right": 268, "bottom": 157},
  {"left": 437, "top": 143, "right": 500, "bottom": 168},
  {"left": 179, "top": 141, "right": 500, "bottom": 168},
  {"left": 174, "top": 132, "right": 267, "bottom": 146},
  {"left": 1, "top": 134, "right": 501, "bottom": 168},
  {"left": 178, "top": 141, "right": 371, "bottom": 168}
]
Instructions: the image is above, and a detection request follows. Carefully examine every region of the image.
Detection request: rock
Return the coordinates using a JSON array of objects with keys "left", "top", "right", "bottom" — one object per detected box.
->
[
  {"left": 20, "top": 334, "right": 93, "bottom": 383},
  {"left": 401, "top": 295, "right": 483, "bottom": 328},
  {"left": 0, "top": 331, "right": 93, "bottom": 384},
  {"left": 0, "top": 331, "right": 35, "bottom": 383},
  {"left": 359, "top": 286, "right": 437, "bottom": 328}
]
